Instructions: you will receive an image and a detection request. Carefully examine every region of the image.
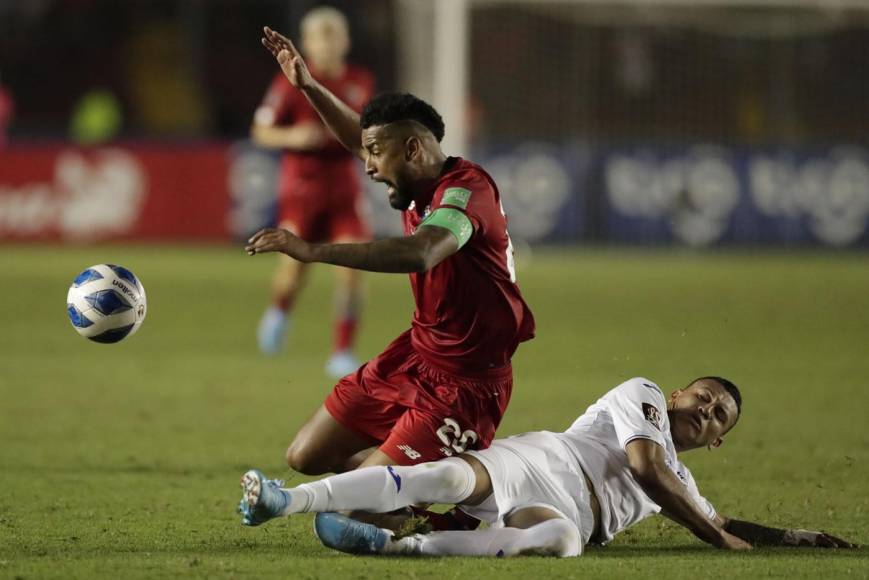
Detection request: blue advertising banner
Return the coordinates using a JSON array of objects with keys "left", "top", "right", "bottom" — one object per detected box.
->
[{"left": 229, "top": 142, "right": 869, "bottom": 247}]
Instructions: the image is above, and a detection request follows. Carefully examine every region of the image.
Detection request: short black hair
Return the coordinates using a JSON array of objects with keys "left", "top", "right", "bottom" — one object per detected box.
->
[
  {"left": 697, "top": 376, "right": 742, "bottom": 418},
  {"left": 360, "top": 93, "right": 445, "bottom": 142}
]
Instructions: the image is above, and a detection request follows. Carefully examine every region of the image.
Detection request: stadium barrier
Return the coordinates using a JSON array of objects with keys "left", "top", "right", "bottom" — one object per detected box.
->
[{"left": 2, "top": 142, "right": 867, "bottom": 246}]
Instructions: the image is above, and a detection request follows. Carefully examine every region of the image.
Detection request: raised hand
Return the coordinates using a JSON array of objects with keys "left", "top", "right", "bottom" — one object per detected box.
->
[
  {"left": 261, "top": 26, "right": 314, "bottom": 90},
  {"left": 783, "top": 529, "right": 858, "bottom": 549},
  {"left": 246, "top": 228, "right": 313, "bottom": 262}
]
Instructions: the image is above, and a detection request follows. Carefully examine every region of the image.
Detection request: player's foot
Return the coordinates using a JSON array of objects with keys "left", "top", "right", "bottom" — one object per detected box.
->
[
  {"left": 325, "top": 350, "right": 359, "bottom": 378},
  {"left": 257, "top": 307, "right": 288, "bottom": 355},
  {"left": 238, "top": 469, "right": 290, "bottom": 526},
  {"left": 313, "top": 512, "right": 393, "bottom": 555}
]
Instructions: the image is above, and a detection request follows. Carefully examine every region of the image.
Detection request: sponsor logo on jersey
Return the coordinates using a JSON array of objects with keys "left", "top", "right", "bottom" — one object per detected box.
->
[
  {"left": 442, "top": 187, "right": 472, "bottom": 209},
  {"left": 397, "top": 444, "right": 421, "bottom": 460},
  {"left": 642, "top": 402, "right": 662, "bottom": 431}
]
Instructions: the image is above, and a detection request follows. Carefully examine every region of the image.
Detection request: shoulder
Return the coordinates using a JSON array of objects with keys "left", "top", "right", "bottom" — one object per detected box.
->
[
  {"left": 605, "top": 377, "right": 668, "bottom": 414},
  {"left": 610, "top": 377, "right": 665, "bottom": 400},
  {"left": 436, "top": 160, "right": 496, "bottom": 206}
]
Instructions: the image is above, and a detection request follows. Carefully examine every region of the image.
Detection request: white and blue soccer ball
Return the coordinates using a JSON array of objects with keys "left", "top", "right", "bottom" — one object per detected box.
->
[{"left": 66, "top": 264, "right": 147, "bottom": 343}]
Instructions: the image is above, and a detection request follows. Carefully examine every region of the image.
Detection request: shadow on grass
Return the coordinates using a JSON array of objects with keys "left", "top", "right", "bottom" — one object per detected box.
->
[{"left": 584, "top": 544, "right": 867, "bottom": 560}]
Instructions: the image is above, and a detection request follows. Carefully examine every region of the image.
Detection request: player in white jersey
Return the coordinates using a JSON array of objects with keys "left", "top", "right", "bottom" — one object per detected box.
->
[{"left": 237, "top": 376, "right": 856, "bottom": 557}]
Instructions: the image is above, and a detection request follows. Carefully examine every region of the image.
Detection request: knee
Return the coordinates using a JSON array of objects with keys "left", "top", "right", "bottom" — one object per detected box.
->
[
  {"left": 425, "top": 459, "right": 474, "bottom": 502},
  {"left": 285, "top": 443, "right": 331, "bottom": 475},
  {"left": 542, "top": 519, "right": 582, "bottom": 558}
]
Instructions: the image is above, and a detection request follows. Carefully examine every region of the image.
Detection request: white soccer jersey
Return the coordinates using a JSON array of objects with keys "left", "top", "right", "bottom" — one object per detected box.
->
[{"left": 556, "top": 377, "right": 717, "bottom": 543}]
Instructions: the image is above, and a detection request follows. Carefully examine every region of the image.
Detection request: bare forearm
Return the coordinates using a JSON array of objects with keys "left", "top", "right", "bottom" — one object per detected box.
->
[
  {"left": 638, "top": 468, "right": 722, "bottom": 545},
  {"left": 300, "top": 81, "right": 362, "bottom": 155},
  {"left": 309, "top": 237, "right": 428, "bottom": 273},
  {"left": 722, "top": 520, "right": 786, "bottom": 546}
]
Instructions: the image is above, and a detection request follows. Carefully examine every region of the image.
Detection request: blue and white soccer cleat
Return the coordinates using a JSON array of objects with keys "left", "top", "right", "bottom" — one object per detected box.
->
[
  {"left": 313, "top": 512, "right": 392, "bottom": 555},
  {"left": 257, "top": 307, "right": 289, "bottom": 355},
  {"left": 238, "top": 469, "right": 290, "bottom": 526},
  {"left": 325, "top": 350, "right": 360, "bottom": 379}
]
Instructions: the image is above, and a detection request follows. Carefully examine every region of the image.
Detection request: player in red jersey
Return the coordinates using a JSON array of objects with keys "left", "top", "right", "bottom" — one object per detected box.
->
[
  {"left": 248, "top": 27, "right": 535, "bottom": 476},
  {"left": 252, "top": 7, "right": 375, "bottom": 378}
]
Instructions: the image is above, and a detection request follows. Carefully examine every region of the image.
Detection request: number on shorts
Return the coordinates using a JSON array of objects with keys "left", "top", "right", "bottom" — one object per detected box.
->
[{"left": 436, "top": 417, "right": 479, "bottom": 455}]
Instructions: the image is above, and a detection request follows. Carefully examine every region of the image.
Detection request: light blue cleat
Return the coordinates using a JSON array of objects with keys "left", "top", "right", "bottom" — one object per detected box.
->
[
  {"left": 238, "top": 469, "right": 290, "bottom": 526},
  {"left": 325, "top": 350, "right": 360, "bottom": 379},
  {"left": 257, "top": 307, "right": 289, "bottom": 355},
  {"left": 314, "top": 512, "right": 391, "bottom": 555}
]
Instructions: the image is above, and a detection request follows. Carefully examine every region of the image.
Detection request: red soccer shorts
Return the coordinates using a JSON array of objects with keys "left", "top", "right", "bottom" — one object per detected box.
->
[
  {"left": 277, "top": 162, "right": 370, "bottom": 243},
  {"left": 324, "top": 330, "right": 513, "bottom": 465}
]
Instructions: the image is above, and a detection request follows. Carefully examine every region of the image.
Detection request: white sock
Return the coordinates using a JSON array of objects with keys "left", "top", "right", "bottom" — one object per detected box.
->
[
  {"left": 387, "top": 519, "right": 582, "bottom": 558},
  {"left": 283, "top": 458, "right": 476, "bottom": 515}
]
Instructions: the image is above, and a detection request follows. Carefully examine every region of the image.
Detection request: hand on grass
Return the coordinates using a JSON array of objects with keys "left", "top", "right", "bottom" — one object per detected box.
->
[{"left": 783, "top": 529, "right": 857, "bottom": 549}]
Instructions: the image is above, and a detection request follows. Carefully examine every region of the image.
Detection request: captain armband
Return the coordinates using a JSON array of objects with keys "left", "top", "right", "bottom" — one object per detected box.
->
[{"left": 419, "top": 207, "right": 474, "bottom": 249}]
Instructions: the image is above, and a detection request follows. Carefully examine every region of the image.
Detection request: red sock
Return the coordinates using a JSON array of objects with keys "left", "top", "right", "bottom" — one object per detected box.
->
[
  {"left": 275, "top": 296, "right": 291, "bottom": 312},
  {"left": 334, "top": 317, "right": 358, "bottom": 352}
]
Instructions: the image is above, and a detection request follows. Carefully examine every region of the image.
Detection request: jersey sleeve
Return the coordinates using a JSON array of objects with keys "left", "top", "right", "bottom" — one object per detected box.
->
[
  {"left": 606, "top": 377, "right": 669, "bottom": 450},
  {"left": 678, "top": 464, "right": 718, "bottom": 520},
  {"left": 429, "top": 172, "right": 497, "bottom": 240},
  {"left": 253, "top": 74, "right": 297, "bottom": 127}
]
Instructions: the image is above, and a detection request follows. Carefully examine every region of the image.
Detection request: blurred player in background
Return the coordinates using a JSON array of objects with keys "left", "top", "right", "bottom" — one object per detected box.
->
[
  {"left": 247, "top": 27, "right": 535, "bottom": 479},
  {"left": 0, "top": 70, "right": 14, "bottom": 149},
  {"left": 252, "top": 7, "right": 374, "bottom": 378}
]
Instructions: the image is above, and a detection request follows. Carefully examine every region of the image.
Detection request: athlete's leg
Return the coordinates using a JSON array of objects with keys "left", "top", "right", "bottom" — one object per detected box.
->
[
  {"left": 280, "top": 455, "right": 491, "bottom": 515},
  {"left": 388, "top": 506, "right": 581, "bottom": 557},
  {"left": 285, "top": 405, "right": 378, "bottom": 475},
  {"left": 270, "top": 253, "right": 308, "bottom": 313},
  {"left": 309, "top": 492, "right": 581, "bottom": 557},
  {"left": 325, "top": 235, "right": 365, "bottom": 378},
  {"left": 258, "top": 220, "right": 309, "bottom": 354}
]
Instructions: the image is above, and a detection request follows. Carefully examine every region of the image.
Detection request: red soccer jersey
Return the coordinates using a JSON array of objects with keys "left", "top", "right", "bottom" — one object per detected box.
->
[
  {"left": 403, "top": 157, "right": 535, "bottom": 375},
  {"left": 254, "top": 65, "right": 374, "bottom": 174}
]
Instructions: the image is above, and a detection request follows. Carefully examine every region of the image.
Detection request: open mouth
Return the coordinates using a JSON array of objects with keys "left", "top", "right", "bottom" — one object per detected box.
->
[
  {"left": 692, "top": 415, "right": 702, "bottom": 431},
  {"left": 371, "top": 176, "right": 396, "bottom": 195}
]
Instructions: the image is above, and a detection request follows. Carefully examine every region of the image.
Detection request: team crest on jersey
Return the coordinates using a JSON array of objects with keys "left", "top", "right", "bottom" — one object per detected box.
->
[{"left": 642, "top": 402, "right": 662, "bottom": 431}]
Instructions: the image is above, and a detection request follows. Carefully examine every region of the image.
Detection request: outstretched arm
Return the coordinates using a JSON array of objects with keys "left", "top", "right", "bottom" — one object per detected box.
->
[
  {"left": 261, "top": 27, "right": 364, "bottom": 159},
  {"left": 245, "top": 225, "right": 459, "bottom": 274},
  {"left": 720, "top": 517, "right": 856, "bottom": 548},
  {"left": 625, "top": 439, "right": 751, "bottom": 550}
]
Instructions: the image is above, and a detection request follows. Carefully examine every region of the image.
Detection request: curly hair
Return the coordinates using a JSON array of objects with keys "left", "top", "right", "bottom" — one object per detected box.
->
[{"left": 360, "top": 93, "right": 445, "bottom": 142}]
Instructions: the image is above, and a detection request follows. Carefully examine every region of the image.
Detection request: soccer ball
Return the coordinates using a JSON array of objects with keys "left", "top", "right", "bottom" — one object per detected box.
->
[{"left": 66, "top": 264, "right": 147, "bottom": 343}]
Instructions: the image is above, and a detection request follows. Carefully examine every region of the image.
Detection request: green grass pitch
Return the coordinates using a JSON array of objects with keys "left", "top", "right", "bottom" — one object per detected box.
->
[{"left": 1, "top": 245, "right": 867, "bottom": 579}]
